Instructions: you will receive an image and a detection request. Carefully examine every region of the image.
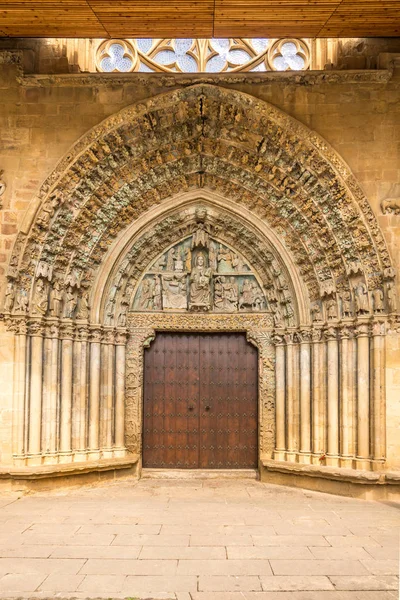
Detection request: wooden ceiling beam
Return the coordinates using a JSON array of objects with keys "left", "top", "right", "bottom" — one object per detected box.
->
[{"left": 0, "top": 0, "right": 399, "bottom": 38}]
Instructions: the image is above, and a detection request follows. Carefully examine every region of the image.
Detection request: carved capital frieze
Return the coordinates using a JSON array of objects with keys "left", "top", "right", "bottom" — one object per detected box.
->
[
  {"left": 59, "top": 320, "right": 75, "bottom": 340},
  {"left": 89, "top": 326, "right": 103, "bottom": 343},
  {"left": 27, "top": 319, "right": 46, "bottom": 337}
]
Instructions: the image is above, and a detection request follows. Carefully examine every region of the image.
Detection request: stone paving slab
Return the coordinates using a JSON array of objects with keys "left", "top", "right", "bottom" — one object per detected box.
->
[{"left": 0, "top": 477, "right": 398, "bottom": 599}]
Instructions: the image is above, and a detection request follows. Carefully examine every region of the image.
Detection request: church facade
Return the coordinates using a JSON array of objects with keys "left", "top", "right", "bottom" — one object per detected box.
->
[{"left": 0, "top": 40, "right": 399, "bottom": 498}]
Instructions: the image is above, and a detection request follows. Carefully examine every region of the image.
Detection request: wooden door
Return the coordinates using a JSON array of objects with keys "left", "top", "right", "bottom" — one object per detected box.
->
[{"left": 143, "top": 332, "right": 258, "bottom": 469}]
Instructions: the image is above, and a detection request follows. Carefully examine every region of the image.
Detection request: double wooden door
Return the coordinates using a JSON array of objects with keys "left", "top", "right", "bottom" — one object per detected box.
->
[{"left": 143, "top": 332, "right": 258, "bottom": 469}]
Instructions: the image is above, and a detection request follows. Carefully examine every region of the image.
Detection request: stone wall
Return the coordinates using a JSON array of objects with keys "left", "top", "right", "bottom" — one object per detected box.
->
[{"left": 0, "top": 43, "right": 399, "bottom": 475}]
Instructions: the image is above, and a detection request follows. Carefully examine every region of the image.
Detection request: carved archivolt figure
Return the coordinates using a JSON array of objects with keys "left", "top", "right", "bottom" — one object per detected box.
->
[
  {"left": 189, "top": 253, "right": 212, "bottom": 311},
  {"left": 14, "top": 287, "right": 28, "bottom": 313},
  {"left": 341, "top": 291, "right": 352, "bottom": 318},
  {"left": 310, "top": 301, "right": 323, "bottom": 322},
  {"left": 387, "top": 281, "right": 397, "bottom": 312},
  {"left": 33, "top": 278, "right": 48, "bottom": 315},
  {"left": 354, "top": 282, "right": 369, "bottom": 314},
  {"left": 76, "top": 290, "right": 90, "bottom": 320},
  {"left": 63, "top": 287, "right": 77, "bottom": 319},
  {"left": 49, "top": 279, "right": 63, "bottom": 317},
  {"left": 217, "top": 245, "right": 238, "bottom": 273},
  {"left": 372, "top": 288, "right": 384, "bottom": 313},
  {"left": 137, "top": 278, "right": 155, "bottom": 310},
  {"left": 326, "top": 298, "right": 338, "bottom": 320},
  {"left": 4, "top": 281, "right": 14, "bottom": 312}
]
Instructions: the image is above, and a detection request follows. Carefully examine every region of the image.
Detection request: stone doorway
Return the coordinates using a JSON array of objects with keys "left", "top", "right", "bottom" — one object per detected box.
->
[{"left": 142, "top": 332, "right": 258, "bottom": 469}]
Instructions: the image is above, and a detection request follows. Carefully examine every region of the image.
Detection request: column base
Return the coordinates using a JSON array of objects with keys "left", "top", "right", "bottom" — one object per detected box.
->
[
  {"left": 285, "top": 451, "right": 297, "bottom": 463},
  {"left": 26, "top": 454, "right": 42, "bottom": 466},
  {"left": 356, "top": 457, "right": 371, "bottom": 470},
  {"left": 311, "top": 454, "right": 324, "bottom": 466},
  {"left": 273, "top": 450, "right": 286, "bottom": 462},
  {"left": 87, "top": 450, "right": 101, "bottom": 460},
  {"left": 325, "top": 455, "right": 340, "bottom": 467},
  {"left": 298, "top": 452, "right": 312, "bottom": 464},
  {"left": 371, "top": 459, "right": 386, "bottom": 471},
  {"left": 73, "top": 451, "right": 88, "bottom": 462},
  {"left": 58, "top": 452, "right": 73, "bottom": 464},
  {"left": 42, "top": 453, "right": 59, "bottom": 465},
  {"left": 340, "top": 456, "right": 354, "bottom": 468},
  {"left": 113, "top": 447, "right": 127, "bottom": 458},
  {"left": 101, "top": 448, "right": 114, "bottom": 459},
  {"left": 13, "top": 455, "right": 26, "bottom": 467}
]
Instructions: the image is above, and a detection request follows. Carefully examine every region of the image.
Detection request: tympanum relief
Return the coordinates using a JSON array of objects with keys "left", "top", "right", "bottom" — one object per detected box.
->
[{"left": 132, "top": 234, "right": 267, "bottom": 314}]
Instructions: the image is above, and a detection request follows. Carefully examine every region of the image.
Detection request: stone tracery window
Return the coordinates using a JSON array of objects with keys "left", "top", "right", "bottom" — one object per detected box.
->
[{"left": 96, "top": 38, "right": 311, "bottom": 74}]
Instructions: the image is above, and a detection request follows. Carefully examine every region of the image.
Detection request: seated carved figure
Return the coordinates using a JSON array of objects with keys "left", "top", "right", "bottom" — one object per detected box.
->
[{"left": 189, "top": 253, "right": 212, "bottom": 311}]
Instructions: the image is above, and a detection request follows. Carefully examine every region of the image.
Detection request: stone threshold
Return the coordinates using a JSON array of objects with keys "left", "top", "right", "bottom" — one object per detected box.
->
[
  {"left": 0, "top": 455, "right": 138, "bottom": 480},
  {"left": 142, "top": 468, "right": 258, "bottom": 480},
  {"left": 261, "top": 458, "right": 400, "bottom": 485}
]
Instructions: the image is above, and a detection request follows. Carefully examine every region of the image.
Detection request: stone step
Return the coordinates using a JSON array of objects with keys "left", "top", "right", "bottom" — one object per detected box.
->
[{"left": 141, "top": 468, "right": 259, "bottom": 480}]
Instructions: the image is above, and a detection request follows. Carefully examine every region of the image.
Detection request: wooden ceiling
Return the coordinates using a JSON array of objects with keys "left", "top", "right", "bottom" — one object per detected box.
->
[{"left": 0, "top": 1, "right": 399, "bottom": 38}]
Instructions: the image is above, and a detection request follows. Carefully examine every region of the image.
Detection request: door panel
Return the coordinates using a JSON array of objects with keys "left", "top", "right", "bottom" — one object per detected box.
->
[{"left": 143, "top": 332, "right": 258, "bottom": 469}]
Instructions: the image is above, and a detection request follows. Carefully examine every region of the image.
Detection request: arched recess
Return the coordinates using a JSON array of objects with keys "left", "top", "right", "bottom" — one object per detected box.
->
[{"left": 2, "top": 84, "right": 396, "bottom": 476}]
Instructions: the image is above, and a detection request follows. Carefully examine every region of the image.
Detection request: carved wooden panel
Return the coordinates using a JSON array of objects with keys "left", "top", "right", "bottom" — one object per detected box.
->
[{"left": 143, "top": 332, "right": 258, "bottom": 469}]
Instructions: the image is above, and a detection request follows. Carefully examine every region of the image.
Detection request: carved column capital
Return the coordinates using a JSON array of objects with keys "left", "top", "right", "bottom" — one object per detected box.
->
[
  {"left": 354, "top": 323, "right": 370, "bottom": 338},
  {"left": 311, "top": 328, "right": 323, "bottom": 343},
  {"left": 27, "top": 318, "right": 45, "bottom": 337},
  {"left": 59, "top": 321, "right": 75, "bottom": 340},
  {"left": 323, "top": 326, "right": 338, "bottom": 341},
  {"left": 5, "top": 316, "right": 28, "bottom": 335},
  {"left": 76, "top": 326, "right": 89, "bottom": 342},
  {"left": 46, "top": 321, "right": 60, "bottom": 339},
  {"left": 371, "top": 321, "right": 385, "bottom": 336},
  {"left": 338, "top": 325, "right": 353, "bottom": 339},
  {"left": 271, "top": 333, "right": 285, "bottom": 346},
  {"left": 89, "top": 326, "right": 103, "bottom": 343},
  {"left": 102, "top": 328, "right": 116, "bottom": 345},
  {"left": 115, "top": 330, "right": 129, "bottom": 345}
]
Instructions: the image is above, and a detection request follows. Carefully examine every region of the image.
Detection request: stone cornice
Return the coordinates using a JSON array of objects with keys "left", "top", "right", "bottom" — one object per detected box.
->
[{"left": 15, "top": 69, "right": 393, "bottom": 88}]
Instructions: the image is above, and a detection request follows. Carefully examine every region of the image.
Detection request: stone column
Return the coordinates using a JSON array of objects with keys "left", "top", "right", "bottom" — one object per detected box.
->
[
  {"left": 88, "top": 326, "right": 102, "bottom": 460},
  {"left": 73, "top": 326, "right": 88, "bottom": 462},
  {"left": 339, "top": 326, "right": 354, "bottom": 468},
  {"left": 325, "top": 326, "right": 339, "bottom": 466},
  {"left": 285, "top": 333, "right": 297, "bottom": 462},
  {"left": 273, "top": 334, "right": 286, "bottom": 461},
  {"left": 42, "top": 321, "right": 59, "bottom": 463},
  {"left": 355, "top": 322, "right": 371, "bottom": 469},
  {"left": 311, "top": 328, "right": 324, "bottom": 464},
  {"left": 299, "top": 330, "right": 311, "bottom": 464},
  {"left": 12, "top": 319, "right": 27, "bottom": 466},
  {"left": 59, "top": 321, "right": 74, "bottom": 462},
  {"left": 27, "top": 319, "right": 45, "bottom": 465},
  {"left": 371, "top": 321, "right": 386, "bottom": 469},
  {"left": 114, "top": 331, "right": 128, "bottom": 457},
  {"left": 101, "top": 329, "right": 115, "bottom": 458}
]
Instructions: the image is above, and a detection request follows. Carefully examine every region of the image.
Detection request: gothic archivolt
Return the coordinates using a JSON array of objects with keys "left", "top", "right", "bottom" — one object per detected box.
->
[{"left": 3, "top": 84, "right": 396, "bottom": 328}]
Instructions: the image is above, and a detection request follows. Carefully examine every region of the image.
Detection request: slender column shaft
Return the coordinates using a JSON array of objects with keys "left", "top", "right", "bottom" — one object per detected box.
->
[
  {"left": 28, "top": 325, "right": 44, "bottom": 461},
  {"left": 274, "top": 340, "right": 286, "bottom": 460},
  {"left": 13, "top": 323, "right": 27, "bottom": 463},
  {"left": 100, "top": 332, "right": 114, "bottom": 456},
  {"left": 78, "top": 331, "right": 88, "bottom": 456},
  {"left": 356, "top": 323, "right": 370, "bottom": 468},
  {"left": 339, "top": 328, "right": 353, "bottom": 466},
  {"left": 88, "top": 328, "right": 102, "bottom": 458},
  {"left": 299, "top": 335, "right": 311, "bottom": 462},
  {"left": 326, "top": 328, "right": 339, "bottom": 465},
  {"left": 115, "top": 336, "right": 127, "bottom": 453},
  {"left": 372, "top": 323, "right": 386, "bottom": 466},
  {"left": 285, "top": 336, "right": 296, "bottom": 461},
  {"left": 311, "top": 330, "right": 324, "bottom": 461},
  {"left": 60, "top": 325, "right": 73, "bottom": 459},
  {"left": 42, "top": 335, "right": 53, "bottom": 457}
]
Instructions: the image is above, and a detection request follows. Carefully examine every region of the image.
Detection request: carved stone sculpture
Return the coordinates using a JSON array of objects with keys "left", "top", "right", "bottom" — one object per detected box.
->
[
  {"left": 372, "top": 288, "right": 384, "bottom": 313},
  {"left": 387, "top": 281, "right": 397, "bottom": 312},
  {"left": 326, "top": 298, "right": 338, "bottom": 320},
  {"left": 76, "top": 290, "right": 90, "bottom": 320},
  {"left": 49, "top": 279, "right": 63, "bottom": 317},
  {"left": 33, "top": 278, "right": 49, "bottom": 315},
  {"left": 4, "top": 281, "right": 14, "bottom": 312},
  {"left": 189, "top": 253, "right": 212, "bottom": 311},
  {"left": 381, "top": 198, "right": 400, "bottom": 215},
  {"left": 311, "top": 301, "right": 323, "bottom": 322},
  {"left": 214, "top": 276, "right": 238, "bottom": 312},
  {"left": 14, "top": 287, "right": 28, "bottom": 313},
  {"left": 239, "top": 279, "right": 263, "bottom": 311},
  {"left": 63, "top": 287, "right": 77, "bottom": 319},
  {"left": 137, "top": 277, "right": 155, "bottom": 310},
  {"left": 354, "top": 282, "right": 369, "bottom": 314},
  {"left": 162, "top": 271, "right": 187, "bottom": 310},
  {"left": 341, "top": 291, "right": 352, "bottom": 318}
]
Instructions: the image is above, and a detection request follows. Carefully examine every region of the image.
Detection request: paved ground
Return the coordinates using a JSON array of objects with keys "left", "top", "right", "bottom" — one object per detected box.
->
[{"left": 0, "top": 476, "right": 398, "bottom": 600}]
